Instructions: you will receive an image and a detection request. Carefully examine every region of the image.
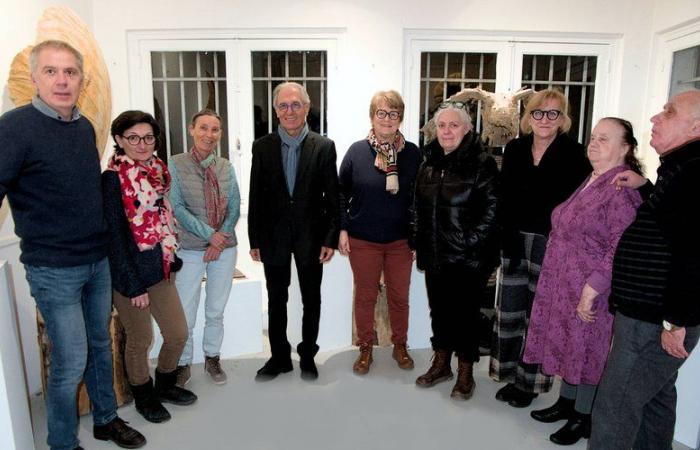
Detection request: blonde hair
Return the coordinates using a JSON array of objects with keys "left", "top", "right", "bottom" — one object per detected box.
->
[
  {"left": 520, "top": 88, "right": 572, "bottom": 134},
  {"left": 369, "top": 90, "right": 405, "bottom": 121}
]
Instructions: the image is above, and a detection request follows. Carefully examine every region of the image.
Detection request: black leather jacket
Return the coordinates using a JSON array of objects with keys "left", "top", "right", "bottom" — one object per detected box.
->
[{"left": 412, "top": 132, "right": 500, "bottom": 272}]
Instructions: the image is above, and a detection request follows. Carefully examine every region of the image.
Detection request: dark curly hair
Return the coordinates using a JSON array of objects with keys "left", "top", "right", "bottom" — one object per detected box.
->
[{"left": 110, "top": 110, "right": 161, "bottom": 154}]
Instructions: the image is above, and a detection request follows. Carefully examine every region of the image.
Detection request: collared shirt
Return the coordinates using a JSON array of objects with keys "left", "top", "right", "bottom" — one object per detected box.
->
[{"left": 31, "top": 95, "right": 81, "bottom": 122}]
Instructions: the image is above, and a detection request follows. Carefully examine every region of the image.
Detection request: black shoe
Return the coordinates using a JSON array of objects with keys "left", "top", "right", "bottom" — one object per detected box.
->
[
  {"left": 495, "top": 383, "right": 518, "bottom": 402},
  {"left": 155, "top": 370, "right": 198, "bottom": 406},
  {"left": 130, "top": 378, "right": 171, "bottom": 423},
  {"left": 74, "top": 447, "right": 85, "bottom": 450},
  {"left": 549, "top": 413, "right": 591, "bottom": 445},
  {"left": 93, "top": 417, "right": 146, "bottom": 449},
  {"left": 531, "top": 396, "right": 574, "bottom": 423},
  {"left": 507, "top": 388, "right": 538, "bottom": 408},
  {"left": 300, "top": 356, "right": 319, "bottom": 380},
  {"left": 255, "top": 357, "right": 293, "bottom": 381}
]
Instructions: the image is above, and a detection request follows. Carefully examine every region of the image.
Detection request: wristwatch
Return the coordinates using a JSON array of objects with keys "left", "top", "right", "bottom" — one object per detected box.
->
[{"left": 662, "top": 320, "right": 681, "bottom": 331}]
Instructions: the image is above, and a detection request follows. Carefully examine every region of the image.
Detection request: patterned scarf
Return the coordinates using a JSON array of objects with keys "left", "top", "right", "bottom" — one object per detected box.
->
[
  {"left": 367, "top": 128, "right": 405, "bottom": 194},
  {"left": 108, "top": 152, "right": 178, "bottom": 279},
  {"left": 190, "top": 148, "right": 227, "bottom": 230}
]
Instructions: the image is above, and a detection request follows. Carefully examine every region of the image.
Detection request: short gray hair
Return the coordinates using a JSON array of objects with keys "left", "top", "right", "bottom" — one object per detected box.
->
[
  {"left": 433, "top": 104, "right": 472, "bottom": 128},
  {"left": 30, "top": 40, "right": 84, "bottom": 75},
  {"left": 273, "top": 82, "right": 310, "bottom": 106}
]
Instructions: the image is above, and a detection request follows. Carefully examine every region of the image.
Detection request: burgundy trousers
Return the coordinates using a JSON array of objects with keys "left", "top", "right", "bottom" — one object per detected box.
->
[{"left": 348, "top": 237, "right": 413, "bottom": 346}]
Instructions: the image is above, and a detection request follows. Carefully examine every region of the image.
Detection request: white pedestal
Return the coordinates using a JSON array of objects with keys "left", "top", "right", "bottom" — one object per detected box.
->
[
  {"left": 150, "top": 277, "right": 263, "bottom": 363},
  {"left": 0, "top": 261, "right": 34, "bottom": 450}
]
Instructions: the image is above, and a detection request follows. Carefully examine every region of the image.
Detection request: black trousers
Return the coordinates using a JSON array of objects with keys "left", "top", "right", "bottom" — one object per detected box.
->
[
  {"left": 263, "top": 255, "right": 323, "bottom": 360},
  {"left": 424, "top": 264, "right": 490, "bottom": 362}
]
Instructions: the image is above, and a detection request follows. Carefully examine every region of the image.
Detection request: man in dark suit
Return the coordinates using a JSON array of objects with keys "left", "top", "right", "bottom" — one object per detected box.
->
[{"left": 248, "top": 82, "right": 340, "bottom": 381}]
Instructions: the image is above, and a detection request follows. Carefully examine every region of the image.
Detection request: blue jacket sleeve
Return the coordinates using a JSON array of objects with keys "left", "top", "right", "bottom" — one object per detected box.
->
[{"left": 219, "top": 160, "right": 241, "bottom": 236}]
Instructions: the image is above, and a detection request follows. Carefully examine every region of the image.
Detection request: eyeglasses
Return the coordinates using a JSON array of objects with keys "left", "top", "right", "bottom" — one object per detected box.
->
[
  {"left": 122, "top": 134, "right": 156, "bottom": 146},
  {"left": 375, "top": 109, "right": 401, "bottom": 120},
  {"left": 275, "top": 102, "right": 305, "bottom": 112},
  {"left": 530, "top": 109, "right": 562, "bottom": 121},
  {"left": 438, "top": 101, "right": 468, "bottom": 111}
]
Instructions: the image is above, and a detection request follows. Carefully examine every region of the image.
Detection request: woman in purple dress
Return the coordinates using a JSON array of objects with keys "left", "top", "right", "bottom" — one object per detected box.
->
[{"left": 522, "top": 118, "right": 644, "bottom": 445}]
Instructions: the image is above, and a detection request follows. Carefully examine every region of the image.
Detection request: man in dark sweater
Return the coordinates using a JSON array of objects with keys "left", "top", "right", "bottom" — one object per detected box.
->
[
  {"left": 0, "top": 40, "right": 144, "bottom": 450},
  {"left": 590, "top": 89, "right": 700, "bottom": 449}
]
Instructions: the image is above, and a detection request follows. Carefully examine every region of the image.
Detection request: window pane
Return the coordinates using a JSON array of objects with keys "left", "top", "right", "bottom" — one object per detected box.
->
[
  {"left": 182, "top": 52, "right": 197, "bottom": 78},
  {"left": 288, "top": 51, "right": 303, "bottom": 77},
  {"left": 166, "top": 81, "right": 183, "bottom": 155},
  {"left": 552, "top": 56, "right": 569, "bottom": 82},
  {"left": 151, "top": 53, "right": 163, "bottom": 78},
  {"left": 306, "top": 51, "right": 323, "bottom": 77},
  {"left": 199, "top": 51, "right": 216, "bottom": 78},
  {"left": 252, "top": 80, "right": 270, "bottom": 139},
  {"left": 252, "top": 52, "right": 268, "bottom": 78},
  {"left": 534, "top": 55, "right": 550, "bottom": 82},
  {"left": 164, "top": 52, "right": 180, "bottom": 77},
  {"left": 446, "top": 53, "right": 463, "bottom": 79},
  {"left": 217, "top": 52, "right": 226, "bottom": 78},
  {"left": 429, "top": 53, "right": 445, "bottom": 78},
  {"left": 569, "top": 56, "right": 585, "bottom": 82},
  {"left": 270, "top": 51, "right": 286, "bottom": 78},
  {"left": 218, "top": 81, "right": 229, "bottom": 159},
  {"left": 670, "top": 45, "right": 700, "bottom": 97},
  {"left": 483, "top": 54, "right": 497, "bottom": 79}
]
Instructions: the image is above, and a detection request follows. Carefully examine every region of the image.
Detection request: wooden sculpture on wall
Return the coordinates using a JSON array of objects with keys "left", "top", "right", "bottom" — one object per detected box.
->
[
  {"left": 422, "top": 87, "right": 534, "bottom": 147},
  {"left": 7, "top": 5, "right": 112, "bottom": 158}
]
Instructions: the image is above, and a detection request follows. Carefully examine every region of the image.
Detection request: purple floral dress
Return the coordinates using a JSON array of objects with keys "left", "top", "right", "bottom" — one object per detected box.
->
[{"left": 522, "top": 165, "right": 642, "bottom": 385}]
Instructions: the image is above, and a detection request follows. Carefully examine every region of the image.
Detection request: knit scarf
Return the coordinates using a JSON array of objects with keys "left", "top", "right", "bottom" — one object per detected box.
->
[
  {"left": 108, "top": 152, "right": 178, "bottom": 280},
  {"left": 367, "top": 128, "right": 405, "bottom": 194},
  {"left": 278, "top": 123, "right": 309, "bottom": 195},
  {"left": 189, "top": 148, "right": 227, "bottom": 230}
]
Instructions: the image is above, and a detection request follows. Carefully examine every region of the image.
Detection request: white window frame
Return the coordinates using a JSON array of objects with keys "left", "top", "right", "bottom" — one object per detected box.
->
[
  {"left": 126, "top": 29, "right": 342, "bottom": 211},
  {"left": 402, "top": 30, "right": 620, "bottom": 146}
]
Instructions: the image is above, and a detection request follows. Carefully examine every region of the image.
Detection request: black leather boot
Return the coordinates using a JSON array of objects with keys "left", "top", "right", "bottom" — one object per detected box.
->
[
  {"left": 531, "top": 396, "right": 575, "bottom": 423},
  {"left": 155, "top": 369, "right": 197, "bottom": 406},
  {"left": 130, "top": 377, "right": 171, "bottom": 423},
  {"left": 549, "top": 412, "right": 591, "bottom": 445}
]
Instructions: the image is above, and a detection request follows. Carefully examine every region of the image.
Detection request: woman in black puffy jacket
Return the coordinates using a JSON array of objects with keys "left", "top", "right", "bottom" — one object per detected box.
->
[{"left": 412, "top": 101, "right": 499, "bottom": 401}]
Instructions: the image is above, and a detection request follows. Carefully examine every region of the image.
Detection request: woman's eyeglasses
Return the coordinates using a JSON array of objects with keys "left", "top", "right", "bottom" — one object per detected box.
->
[
  {"left": 122, "top": 134, "right": 156, "bottom": 145},
  {"left": 530, "top": 109, "right": 562, "bottom": 121},
  {"left": 438, "top": 101, "right": 468, "bottom": 111},
  {"left": 375, "top": 109, "right": 401, "bottom": 120}
]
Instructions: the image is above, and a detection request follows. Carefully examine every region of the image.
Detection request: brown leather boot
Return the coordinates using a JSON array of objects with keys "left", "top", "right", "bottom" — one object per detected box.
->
[
  {"left": 451, "top": 358, "right": 475, "bottom": 400},
  {"left": 415, "top": 349, "right": 453, "bottom": 387},
  {"left": 353, "top": 344, "right": 373, "bottom": 375},
  {"left": 392, "top": 344, "right": 414, "bottom": 370}
]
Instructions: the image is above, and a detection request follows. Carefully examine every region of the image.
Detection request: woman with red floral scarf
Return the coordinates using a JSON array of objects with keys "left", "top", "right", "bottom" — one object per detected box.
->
[{"left": 103, "top": 110, "right": 196, "bottom": 425}]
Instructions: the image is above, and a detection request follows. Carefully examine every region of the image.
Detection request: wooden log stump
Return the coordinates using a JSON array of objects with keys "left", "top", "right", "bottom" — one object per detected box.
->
[{"left": 37, "top": 308, "right": 132, "bottom": 416}]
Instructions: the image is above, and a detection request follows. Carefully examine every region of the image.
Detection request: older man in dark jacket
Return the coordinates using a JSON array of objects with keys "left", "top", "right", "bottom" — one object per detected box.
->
[
  {"left": 248, "top": 82, "right": 340, "bottom": 381},
  {"left": 590, "top": 90, "right": 700, "bottom": 449}
]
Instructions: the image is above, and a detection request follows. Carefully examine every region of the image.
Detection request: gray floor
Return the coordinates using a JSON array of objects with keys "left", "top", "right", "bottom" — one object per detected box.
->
[{"left": 31, "top": 347, "right": 692, "bottom": 450}]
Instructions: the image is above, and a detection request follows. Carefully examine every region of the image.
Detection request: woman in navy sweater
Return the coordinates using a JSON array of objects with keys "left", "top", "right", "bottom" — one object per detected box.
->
[{"left": 338, "top": 90, "right": 422, "bottom": 375}]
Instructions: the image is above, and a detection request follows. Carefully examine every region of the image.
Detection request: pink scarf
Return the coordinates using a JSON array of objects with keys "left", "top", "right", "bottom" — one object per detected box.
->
[{"left": 190, "top": 148, "right": 227, "bottom": 230}]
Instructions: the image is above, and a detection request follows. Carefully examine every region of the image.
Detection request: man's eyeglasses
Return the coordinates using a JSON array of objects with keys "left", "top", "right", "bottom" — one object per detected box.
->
[
  {"left": 530, "top": 109, "right": 562, "bottom": 121},
  {"left": 375, "top": 109, "right": 401, "bottom": 120},
  {"left": 438, "top": 101, "right": 468, "bottom": 111},
  {"left": 275, "top": 102, "right": 305, "bottom": 112},
  {"left": 122, "top": 134, "right": 156, "bottom": 145}
]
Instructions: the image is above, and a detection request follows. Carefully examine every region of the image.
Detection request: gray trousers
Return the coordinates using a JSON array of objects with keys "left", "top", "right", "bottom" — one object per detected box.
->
[{"left": 589, "top": 313, "right": 700, "bottom": 450}]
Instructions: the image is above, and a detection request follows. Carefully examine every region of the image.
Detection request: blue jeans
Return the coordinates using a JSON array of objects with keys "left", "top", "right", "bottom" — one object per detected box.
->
[
  {"left": 589, "top": 313, "right": 700, "bottom": 450},
  {"left": 175, "top": 247, "right": 237, "bottom": 365},
  {"left": 25, "top": 258, "right": 117, "bottom": 450}
]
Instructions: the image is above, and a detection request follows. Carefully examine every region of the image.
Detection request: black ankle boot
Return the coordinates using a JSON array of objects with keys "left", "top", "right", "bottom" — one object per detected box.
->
[
  {"left": 549, "top": 412, "right": 591, "bottom": 445},
  {"left": 531, "top": 396, "right": 575, "bottom": 423},
  {"left": 131, "top": 377, "right": 171, "bottom": 423},
  {"left": 507, "top": 387, "right": 538, "bottom": 408},
  {"left": 155, "top": 369, "right": 197, "bottom": 406}
]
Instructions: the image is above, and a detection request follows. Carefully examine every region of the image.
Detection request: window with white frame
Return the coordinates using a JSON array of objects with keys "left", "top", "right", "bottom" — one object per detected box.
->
[
  {"left": 251, "top": 51, "right": 327, "bottom": 139},
  {"left": 151, "top": 51, "right": 229, "bottom": 162}
]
